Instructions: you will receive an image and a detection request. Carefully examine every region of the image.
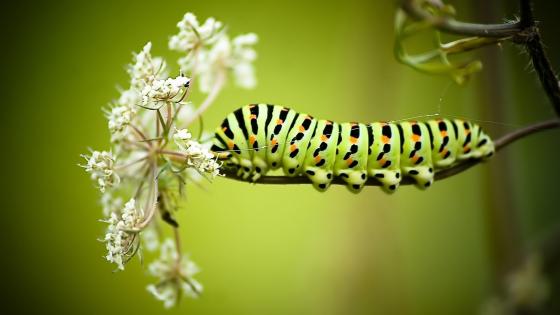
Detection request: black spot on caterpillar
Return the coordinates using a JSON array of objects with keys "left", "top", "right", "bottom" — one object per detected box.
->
[{"left": 212, "top": 105, "right": 495, "bottom": 193}]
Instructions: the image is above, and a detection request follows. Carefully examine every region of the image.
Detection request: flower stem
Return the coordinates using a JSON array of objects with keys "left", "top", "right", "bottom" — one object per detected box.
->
[{"left": 184, "top": 70, "right": 226, "bottom": 127}]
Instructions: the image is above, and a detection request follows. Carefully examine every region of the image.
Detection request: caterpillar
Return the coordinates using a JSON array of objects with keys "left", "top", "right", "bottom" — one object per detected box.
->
[{"left": 210, "top": 104, "right": 495, "bottom": 193}]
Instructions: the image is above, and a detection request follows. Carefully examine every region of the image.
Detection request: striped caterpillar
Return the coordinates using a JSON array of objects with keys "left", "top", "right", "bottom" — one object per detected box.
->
[{"left": 211, "top": 104, "right": 495, "bottom": 193}]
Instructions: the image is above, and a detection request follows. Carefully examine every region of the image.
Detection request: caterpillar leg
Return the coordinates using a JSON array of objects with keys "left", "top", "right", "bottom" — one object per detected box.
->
[
  {"left": 337, "top": 170, "right": 368, "bottom": 193},
  {"left": 304, "top": 167, "right": 334, "bottom": 191},
  {"left": 250, "top": 156, "right": 269, "bottom": 181},
  {"left": 403, "top": 166, "right": 434, "bottom": 189},
  {"left": 369, "top": 170, "right": 401, "bottom": 193},
  {"left": 236, "top": 157, "right": 254, "bottom": 180}
]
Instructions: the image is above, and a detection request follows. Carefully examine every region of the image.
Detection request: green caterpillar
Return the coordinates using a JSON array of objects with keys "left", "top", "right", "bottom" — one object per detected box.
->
[{"left": 211, "top": 104, "right": 495, "bottom": 193}]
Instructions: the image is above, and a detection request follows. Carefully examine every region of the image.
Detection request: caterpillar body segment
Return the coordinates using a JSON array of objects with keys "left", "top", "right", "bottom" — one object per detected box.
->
[
  {"left": 366, "top": 123, "right": 402, "bottom": 193},
  {"left": 302, "top": 120, "right": 339, "bottom": 191},
  {"left": 211, "top": 105, "right": 495, "bottom": 193},
  {"left": 283, "top": 113, "right": 317, "bottom": 177},
  {"left": 266, "top": 106, "right": 298, "bottom": 171},
  {"left": 334, "top": 123, "right": 369, "bottom": 192}
]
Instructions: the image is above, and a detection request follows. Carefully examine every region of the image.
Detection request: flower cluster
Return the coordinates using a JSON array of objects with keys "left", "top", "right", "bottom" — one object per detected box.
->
[
  {"left": 141, "top": 75, "right": 190, "bottom": 106},
  {"left": 169, "top": 13, "right": 258, "bottom": 93},
  {"left": 106, "top": 104, "right": 135, "bottom": 142},
  {"left": 169, "top": 13, "right": 223, "bottom": 52},
  {"left": 81, "top": 150, "right": 119, "bottom": 192},
  {"left": 81, "top": 11, "right": 258, "bottom": 308},
  {"left": 173, "top": 128, "right": 222, "bottom": 178},
  {"left": 102, "top": 199, "right": 144, "bottom": 270},
  {"left": 146, "top": 239, "right": 203, "bottom": 308},
  {"left": 129, "top": 42, "right": 167, "bottom": 90}
]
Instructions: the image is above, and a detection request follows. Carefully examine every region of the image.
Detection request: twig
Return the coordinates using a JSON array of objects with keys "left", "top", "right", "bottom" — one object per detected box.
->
[
  {"left": 515, "top": 0, "right": 560, "bottom": 117},
  {"left": 220, "top": 119, "right": 560, "bottom": 186},
  {"left": 400, "top": 0, "right": 560, "bottom": 117},
  {"left": 400, "top": 0, "right": 521, "bottom": 37}
]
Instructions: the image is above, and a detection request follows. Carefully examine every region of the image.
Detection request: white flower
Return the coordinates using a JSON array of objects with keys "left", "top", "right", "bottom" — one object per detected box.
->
[
  {"left": 106, "top": 105, "right": 134, "bottom": 142},
  {"left": 117, "top": 88, "right": 141, "bottom": 108},
  {"left": 173, "top": 128, "right": 222, "bottom": 178},
  {"left": 146, "top": 239, "right": 203, "bottom": 308},
  {"left": 231, "top": 33, "right": 258, "bottom": 89},
  {"left": 173, "top": 128, "right": 192, "bottom": 142},
  {"left": 169, "top": 13, "right": 223, "bottom": 52},
  {"left": 128, "top": 42, "right": 166, "bottom": 91},
  {"left": 102, "top": 198, "right": 144, "bottom": 270},
  {"left": 141, "top": 75, "right": 191, "bottom": 106},
  {"left": 81, "top": 150, "right": 120, "bottom": 192},
  {"left": 181, "top": 33, "right": 258, "bottom": 93}
]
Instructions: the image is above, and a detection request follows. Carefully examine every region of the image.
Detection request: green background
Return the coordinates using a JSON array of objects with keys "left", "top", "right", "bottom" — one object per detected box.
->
[{"left": 6, "top": 0, "right": 560, "bottom": 314}]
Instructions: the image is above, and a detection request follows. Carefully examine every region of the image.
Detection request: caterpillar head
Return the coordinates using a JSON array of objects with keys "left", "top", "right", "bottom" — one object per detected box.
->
[{"left": 476, "top": 133, "right": 495, "bottom": 160}]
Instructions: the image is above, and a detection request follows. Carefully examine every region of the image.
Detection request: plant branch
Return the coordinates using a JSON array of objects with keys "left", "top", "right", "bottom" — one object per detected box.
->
[
  {"left": 400, "top": 0, "right": 560, "bottom": 116},
  {"left": 515, "top": 0, "right": 560, "bottom": 117},
  {"left": 400, "top": 0, "right": 521, "bottom": 37},
  {"left": 219, "top": 119, "right": 560, "bottom": 186}
]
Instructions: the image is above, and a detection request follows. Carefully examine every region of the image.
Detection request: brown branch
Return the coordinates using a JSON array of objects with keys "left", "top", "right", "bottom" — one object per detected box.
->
[
  {"left": 220, "top": 119, "right": 560, "bottom": 186},
  {"left": 515, "top": 0, "right": 560, "bottom": 117}
]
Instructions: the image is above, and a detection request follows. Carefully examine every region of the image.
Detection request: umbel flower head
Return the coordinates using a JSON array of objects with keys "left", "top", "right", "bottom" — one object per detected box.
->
[
  {"left": 80, "top": 150, "right": 119, "bottom": 193},
  {"left": 80, "top": 11, "right": 258, "bottom": 308},
  {"left": 169, "top": 12, "right": 258, "bottom": 93},
  {"left": 146, "top": 239, "right": 203, "bottom": 308},
  {"left": 102, "top": 198, "right": 144, "bottom": 270}
]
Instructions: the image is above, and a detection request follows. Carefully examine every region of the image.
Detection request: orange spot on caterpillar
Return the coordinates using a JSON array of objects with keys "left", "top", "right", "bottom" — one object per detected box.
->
[
  {"left": 250, "top": 114, "right": 257, "bottom": 120},
  {"left": 378, "top": 158, "right": 386, "bottom": 166},
  {"left": 320, "top": 135, "right": 328, "bottom": 141},
  {"left": 411, "top": 134, "right": 421, "bottom": 142},
  {"left": 441, "top": 148, "right": 449, "bottom": 156},
  {"left": 463, "top": 146, "right": 470, "bottom": 153},
  {"left": 299, "top": 125, "right": 306, "bottom": 132},
  {"left": 440, "top": 130, "right": 447, "bottom": 137},
  {"left": 411, "top": 154, "right": 420, "bottom": 163},
  {"left": 314, "top": 155, "right": 322, "bottom": 163},
  {"left": 346, "top": 158, "right": 354, "bottom": 166},
  {"left": 382, "top": 135, "right": 390, "bottom": 144},
  {"left": 270, "top": 138, "right": 278, "bottom": 146},
  {"left": 227, "top": 141, "right": 234, "bottom": 149},
  {"left": 276, "top": 119, "right": 284, "bottom": 124},
  {"left": 222, "top": 127, "right": 228, "bottom": 132},
  {"left": 290, "top": 144, "right": 297, "bottom": 152},
  {"left": 249, "top": 135, "right": 256, "bottom": 145},
  {"left": 349, "top": 137, "right": 358, "bottom": 144}
]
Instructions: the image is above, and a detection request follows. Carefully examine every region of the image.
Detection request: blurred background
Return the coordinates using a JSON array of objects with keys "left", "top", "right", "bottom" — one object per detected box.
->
[{"left": 5, "top": 0, "right": 560, "bottom": 314}]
